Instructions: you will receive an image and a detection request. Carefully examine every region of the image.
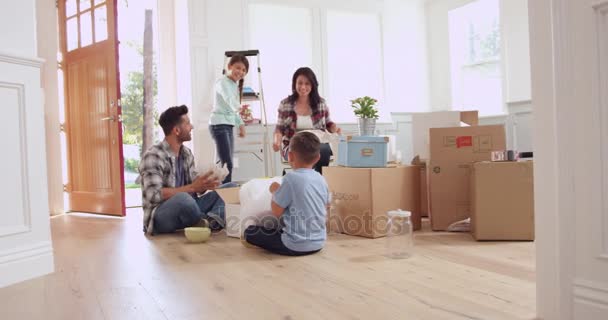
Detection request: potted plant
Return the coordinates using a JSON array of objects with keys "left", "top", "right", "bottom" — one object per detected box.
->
[{"left": 350, "top": 96, "right": 379, "bottom": 136}]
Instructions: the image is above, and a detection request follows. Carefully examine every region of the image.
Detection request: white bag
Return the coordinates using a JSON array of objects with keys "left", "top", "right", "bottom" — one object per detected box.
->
[
  {"left": 239, "top": 177, "right": 283, "bottom": 230},
  {"left": 446, "top": 218, "right": 471, "bottom": 232}
]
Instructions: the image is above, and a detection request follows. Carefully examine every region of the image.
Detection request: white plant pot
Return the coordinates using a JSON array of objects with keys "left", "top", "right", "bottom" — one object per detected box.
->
[{"left": 357, "top": 118, "right": 377, "bottom": 136}]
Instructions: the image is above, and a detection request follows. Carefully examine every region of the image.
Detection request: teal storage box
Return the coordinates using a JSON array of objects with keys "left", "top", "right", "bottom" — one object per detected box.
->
[{"left": 337, "top": 136, "right": 388, "bottom": 167}]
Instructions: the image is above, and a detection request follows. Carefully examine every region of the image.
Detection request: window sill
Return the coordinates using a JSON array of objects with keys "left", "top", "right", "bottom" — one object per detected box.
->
[{"left": 461, "top": 58, "right": 500, "bottom": 68}]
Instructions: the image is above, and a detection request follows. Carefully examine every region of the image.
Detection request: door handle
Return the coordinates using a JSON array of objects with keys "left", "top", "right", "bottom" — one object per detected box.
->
[{"left": 101, "top": 116, "right": 115, "bottom": 121}]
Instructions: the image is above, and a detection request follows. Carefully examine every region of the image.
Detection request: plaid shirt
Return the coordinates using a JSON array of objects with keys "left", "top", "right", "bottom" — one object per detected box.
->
[
  {"left": 275, "top": 98, "right": 335, "bottom": 149},
  {"left": 138, "top": 140, "right": 198, "bottom": 235}
]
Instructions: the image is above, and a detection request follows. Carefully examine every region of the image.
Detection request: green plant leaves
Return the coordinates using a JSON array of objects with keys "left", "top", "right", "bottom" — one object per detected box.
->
[{"left": 350, "top": 96, "right": 379, "bottom": 119}]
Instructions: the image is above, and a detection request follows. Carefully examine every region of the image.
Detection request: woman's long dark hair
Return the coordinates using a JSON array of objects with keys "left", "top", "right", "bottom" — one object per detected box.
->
[
  {"left": 287, "top": 67, "right": 322, "bottom": 111},
  {"left": 228, "top": 54, "right": 249, "bottom": 102}
]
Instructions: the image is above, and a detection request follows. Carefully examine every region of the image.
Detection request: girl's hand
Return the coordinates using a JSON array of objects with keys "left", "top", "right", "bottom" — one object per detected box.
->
[
  {"left": 238, "top": 125, "right": 246, "bottom": 138},
  {"left": 272, "top": 141, "right": 281, "bottom": 152}
]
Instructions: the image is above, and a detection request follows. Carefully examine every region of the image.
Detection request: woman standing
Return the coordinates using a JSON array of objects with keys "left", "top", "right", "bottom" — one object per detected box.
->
[{"left": 273, "top": 67, "right": 341, "bottom": 174}]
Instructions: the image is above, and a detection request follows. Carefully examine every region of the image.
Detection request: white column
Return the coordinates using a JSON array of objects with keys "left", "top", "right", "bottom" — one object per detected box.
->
[
  {"left": 499, "top": 0, "right": 531, "bottom": 104},
  {"left": 36, "top": 0, "right": 63, "bottom": 216},
  {"left": 529, "top": 0, "right": 563, "bottom": 318},
  {"left": 157, "top": 0, "right": 178, "bottom": 112}
]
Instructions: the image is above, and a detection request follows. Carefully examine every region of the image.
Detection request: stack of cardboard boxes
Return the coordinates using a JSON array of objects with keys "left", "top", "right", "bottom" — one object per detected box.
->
[
  {"left": 323, "top": 135, "right": 422, "bottom": 238},
  {"left": 325, "top": 110, "right": 535, "bottom": 241},
  {"left": 416, "top": 111, "right": 535, "bottom": 241},
  {"left": 323, "top": 166, "right": 421, "bottom": 238}
]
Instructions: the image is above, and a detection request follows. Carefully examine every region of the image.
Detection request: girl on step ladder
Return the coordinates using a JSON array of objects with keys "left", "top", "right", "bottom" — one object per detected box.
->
[{"left": 209, "top": 54, "right": 249, "bottom": 183}]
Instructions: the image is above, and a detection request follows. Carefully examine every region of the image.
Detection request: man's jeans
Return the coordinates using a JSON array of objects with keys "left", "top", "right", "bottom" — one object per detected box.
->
[{"left": 153, "top": 183, "right": 237, "bottom": 234}]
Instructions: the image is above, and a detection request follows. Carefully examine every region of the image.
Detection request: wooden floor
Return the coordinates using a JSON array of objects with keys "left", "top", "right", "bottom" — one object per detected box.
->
[{"left": 0, "top": 210, "right": 536, "bottom": 320}]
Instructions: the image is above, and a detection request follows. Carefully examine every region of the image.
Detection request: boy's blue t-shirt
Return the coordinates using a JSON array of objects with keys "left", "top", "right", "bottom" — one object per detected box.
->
[{"left": 272, "top": 168, "right": 330, "bottom": 252}]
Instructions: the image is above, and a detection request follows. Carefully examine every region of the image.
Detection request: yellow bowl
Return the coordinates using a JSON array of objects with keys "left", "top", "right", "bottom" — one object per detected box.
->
[{"left": 184, "top": 227, "right": 211, "bottom": 243}]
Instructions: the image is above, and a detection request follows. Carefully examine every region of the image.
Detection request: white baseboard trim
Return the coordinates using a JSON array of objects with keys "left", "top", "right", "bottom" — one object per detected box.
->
[{"left": 0, "top": 241, "right": 54, "bottom": 288}]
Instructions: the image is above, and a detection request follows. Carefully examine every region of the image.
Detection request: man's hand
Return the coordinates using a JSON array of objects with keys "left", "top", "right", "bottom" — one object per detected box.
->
[
  {"left": 269, "top": 182, "right": 281, "bottom": 194},
  {"left": 238, "top": 125, "right": 246, "bottom": 138},
  {"left": 191, "top": 171, "right": 221, "bottom": 193}
]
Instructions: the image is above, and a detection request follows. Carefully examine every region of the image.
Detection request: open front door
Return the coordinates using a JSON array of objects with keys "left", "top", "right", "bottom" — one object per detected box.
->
[{"left": 59, "top": 0, "right": 125, "bottom": 215}]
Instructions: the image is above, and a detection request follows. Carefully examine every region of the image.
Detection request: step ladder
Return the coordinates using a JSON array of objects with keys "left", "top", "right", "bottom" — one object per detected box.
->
[{"left": 223, "top": 50, "right": 275, "bottom": 178}]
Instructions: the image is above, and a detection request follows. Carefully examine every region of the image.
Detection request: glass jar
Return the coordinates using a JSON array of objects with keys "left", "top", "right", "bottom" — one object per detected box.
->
[{"left": 386, "top": 209, "right": 413, "bottom": 259}]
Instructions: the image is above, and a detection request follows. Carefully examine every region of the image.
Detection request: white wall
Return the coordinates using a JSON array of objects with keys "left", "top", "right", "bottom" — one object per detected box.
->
[
  {"left": 0, "top": 0, "right": 54, "bottom": 288},
  {"left": 426, "top": 0, "right": 532, "bottom": 110},
  {"left": 0, "top": 0, "right": 38, "bottom": 57}
]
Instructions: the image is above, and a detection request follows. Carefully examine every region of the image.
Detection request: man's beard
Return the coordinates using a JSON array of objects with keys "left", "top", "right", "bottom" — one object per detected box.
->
[{"left": 178, "top": 132, "right": 191, "bottom": 143}]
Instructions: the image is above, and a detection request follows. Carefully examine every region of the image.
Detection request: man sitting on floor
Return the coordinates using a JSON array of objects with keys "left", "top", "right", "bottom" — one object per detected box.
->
[{"left": 138, "top": 105, "right": 230, "bottom": 235}]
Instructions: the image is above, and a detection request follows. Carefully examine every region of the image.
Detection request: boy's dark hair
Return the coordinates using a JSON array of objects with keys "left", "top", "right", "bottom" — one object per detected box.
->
[
  {"left": 159, "top": 105, "right": 188, "bottom": 136},
  {"left": 290, "top": 132, "right": 320, "bottom": 164}
]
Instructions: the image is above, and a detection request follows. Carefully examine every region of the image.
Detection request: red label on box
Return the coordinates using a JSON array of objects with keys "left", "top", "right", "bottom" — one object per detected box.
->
[{"left": 456, "top": 136, "right": 473, "bottom": 148}]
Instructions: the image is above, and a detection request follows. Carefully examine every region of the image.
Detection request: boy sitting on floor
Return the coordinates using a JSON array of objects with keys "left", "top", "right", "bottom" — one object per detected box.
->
[{"left": 243, "top": 132, "right": 330, "bottom": 256}]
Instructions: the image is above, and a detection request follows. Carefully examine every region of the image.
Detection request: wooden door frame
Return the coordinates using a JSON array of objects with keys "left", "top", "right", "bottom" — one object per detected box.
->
[
  {"left": 529, "top": 0, "right": 573, "bottom": 318},
  {"left": 112, "top": 0, "right": 126, "bottom": 209}
]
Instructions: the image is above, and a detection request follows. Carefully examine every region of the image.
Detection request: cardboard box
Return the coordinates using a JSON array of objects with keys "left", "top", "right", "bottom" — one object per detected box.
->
[
  {"left": 470, "top": 161, "right": 535, "bottom": 241},
  {"left": 428, "top": 125, "right": 506, "bottom": 231},
  {"left": 323, "top": 166, "right": 421, "bottom": 238},
  {"left": 412, "top": 110, "right": 479, "bottom": 161},
  {"left": 420, "top": 166, "right": 429, "bottom": 217},
  {"left": 215, "top": 187, "right": 242, "bottom": 238},
  {"left": 411, "top": 158, "right": 429, "bottom": 217},
  {"left": 337, "top": 136, "right": 389, "bottom": 168}
]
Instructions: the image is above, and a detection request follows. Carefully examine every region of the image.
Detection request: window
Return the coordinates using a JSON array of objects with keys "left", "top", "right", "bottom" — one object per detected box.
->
[
  {"left": 248, "top": 4, "right": 314, "bottom": 123},
  {"left": 64, "top": 0, "right": 109, "bottom": 51},
  {"left": 248, "top": 5, "right": 385, "bottom": 123},
  {"left": 326, "top": 11, "right": 384, "bottom": 122},
  {"left": 448, "top": 0, "right": 503, "bottom": 116}
]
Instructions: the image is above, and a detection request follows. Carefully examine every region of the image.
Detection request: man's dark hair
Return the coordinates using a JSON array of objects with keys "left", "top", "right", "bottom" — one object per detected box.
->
[
  {"left": 290, "top": 132, "right": 321, "bottom": 164},
  {"left": 158, "top": 105, "right": 188, "bottom": 136}
]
